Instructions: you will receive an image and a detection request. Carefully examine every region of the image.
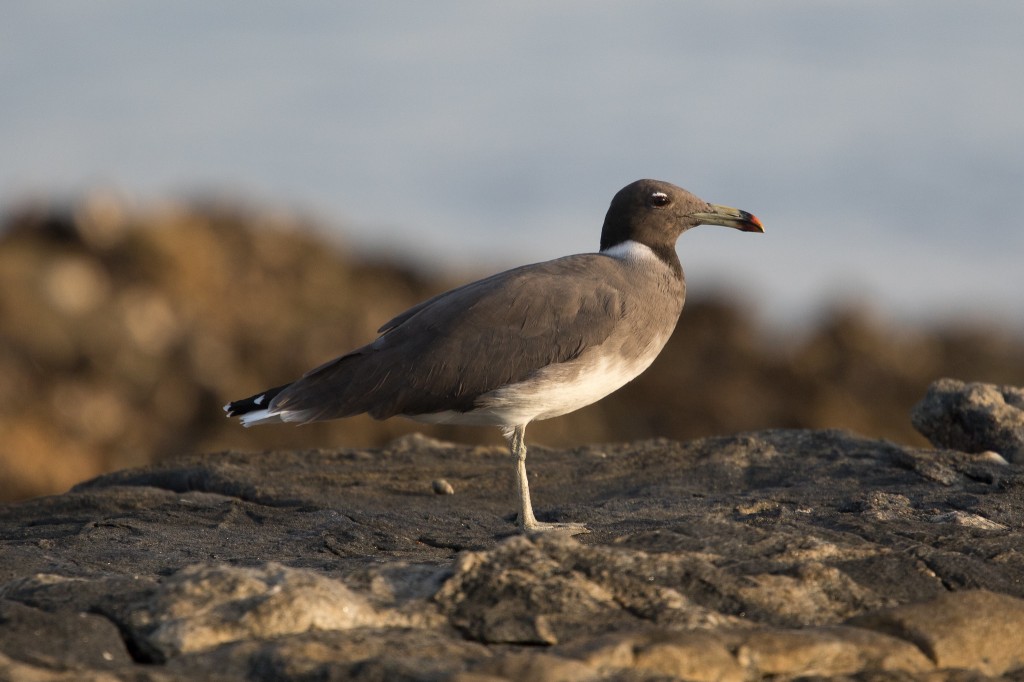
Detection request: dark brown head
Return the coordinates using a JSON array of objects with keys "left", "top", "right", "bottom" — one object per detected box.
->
[{"left": 600, "top": 179, "right": 763, "bottom": 269}]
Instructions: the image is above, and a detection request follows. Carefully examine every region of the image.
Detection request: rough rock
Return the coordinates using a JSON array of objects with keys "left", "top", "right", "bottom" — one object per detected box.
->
[
  {"left": 912, "top": 377, "right": 1024, "bottom": 462},
  {"left": 3, "top": 426, "right": 1024, "bottom": 679},
  {"left": 0, "top": 600, "right": 132, "bottom": 672},
  {"left": 121, "top": 562, "right": 419, "bottom": 662},
  {"left": 850, "top": 589, "right": 1024, "bottom": 676}
]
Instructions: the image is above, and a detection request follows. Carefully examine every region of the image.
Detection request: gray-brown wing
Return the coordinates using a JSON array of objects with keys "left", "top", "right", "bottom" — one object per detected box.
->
[
  {"left": 270, "top": 254, "right": 629, "bottom": 421},
  {"left": 376, "top": 268, "right": 515, "bottom": 334}
]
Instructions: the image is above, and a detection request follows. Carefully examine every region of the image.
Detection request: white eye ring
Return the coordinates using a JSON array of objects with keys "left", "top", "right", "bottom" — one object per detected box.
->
[{"left": 650, "top": 192, "right": 670, "bottom": 207}]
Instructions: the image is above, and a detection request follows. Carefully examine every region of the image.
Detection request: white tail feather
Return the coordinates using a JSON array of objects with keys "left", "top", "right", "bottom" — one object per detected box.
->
[{"left": 238, "top": 408, "right": 282, "bottom": 427}]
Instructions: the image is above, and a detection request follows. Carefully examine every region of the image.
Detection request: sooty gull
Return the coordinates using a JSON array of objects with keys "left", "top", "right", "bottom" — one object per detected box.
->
[{"left": 225, "top": 179, "right": 763, "bottom": 534}]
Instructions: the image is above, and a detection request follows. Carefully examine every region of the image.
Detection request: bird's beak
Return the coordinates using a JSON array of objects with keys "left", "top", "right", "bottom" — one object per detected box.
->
[{"left": 691, "top": 204, "right": 764, "bottom": 233}]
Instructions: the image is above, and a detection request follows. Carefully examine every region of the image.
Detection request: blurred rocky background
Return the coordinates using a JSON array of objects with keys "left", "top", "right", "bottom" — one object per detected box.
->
[{"left": 3, "top": 193, "right": 1023, "bottom": 502}]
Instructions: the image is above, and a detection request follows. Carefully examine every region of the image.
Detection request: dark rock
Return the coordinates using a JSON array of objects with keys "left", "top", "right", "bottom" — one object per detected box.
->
[
  {"left": 912, "top": 377, "right": 1024, "bottom": 462},
  {"left": 3, "top": 429, "right": 1024, "bottom": 679},
  {"left": 170, "top": 628, "right": 493, "bottom": 682},
  {"left": 0, "top": 599, "right": 132, "bottom": 671}
]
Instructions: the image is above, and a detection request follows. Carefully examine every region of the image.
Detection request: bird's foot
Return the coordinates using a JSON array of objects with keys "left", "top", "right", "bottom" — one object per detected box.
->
[{"left": 520, "top": 519, "right": 590, "bottom": 536}]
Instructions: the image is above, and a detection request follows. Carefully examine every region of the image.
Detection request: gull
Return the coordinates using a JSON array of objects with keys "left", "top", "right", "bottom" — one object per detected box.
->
[{"left": 225, "top": 179, "right": 763, "bottom": 533}]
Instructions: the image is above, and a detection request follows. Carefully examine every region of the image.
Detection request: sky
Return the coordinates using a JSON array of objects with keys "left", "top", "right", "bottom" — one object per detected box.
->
[{"left": 2, "top": 2, "right": 1022, "bottom": 328}]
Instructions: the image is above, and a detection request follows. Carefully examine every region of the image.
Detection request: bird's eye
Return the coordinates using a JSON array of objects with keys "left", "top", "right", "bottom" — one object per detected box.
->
[{"left": 649, "top": 191, "right": 670, "bottom": 207}]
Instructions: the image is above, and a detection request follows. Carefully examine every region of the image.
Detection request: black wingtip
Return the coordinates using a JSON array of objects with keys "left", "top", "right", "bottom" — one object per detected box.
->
[{"left": 223, "top": 384, "right": 289, "bottom": 418}]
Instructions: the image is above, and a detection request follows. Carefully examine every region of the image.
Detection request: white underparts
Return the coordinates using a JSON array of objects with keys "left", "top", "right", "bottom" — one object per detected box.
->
[{"left": 409, "top": 331, "right": 670, "bottom": 430}]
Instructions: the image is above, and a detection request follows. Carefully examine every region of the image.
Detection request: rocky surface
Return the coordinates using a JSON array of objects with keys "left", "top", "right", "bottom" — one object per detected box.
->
[
  {"left": 3, "top": 420, "right": 1024, "bottom": 680},
  {"left": 4, "top": 195, "right": 1024, "bottom": 501},
  {"left": 913, "top": 377, "right": 1024, "bottom": 463}
]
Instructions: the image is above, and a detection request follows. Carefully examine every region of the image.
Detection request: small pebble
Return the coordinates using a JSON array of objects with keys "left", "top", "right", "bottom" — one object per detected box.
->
[
  {"left": 432, "top": 479, "right": 455, "bottom": 495},
  {"left": 979, "top": 450, "right": 1010, "bottom": 466}
]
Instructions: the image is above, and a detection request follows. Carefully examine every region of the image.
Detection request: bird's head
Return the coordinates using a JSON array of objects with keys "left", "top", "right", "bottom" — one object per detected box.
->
[{"left": 600, "top": 179, "right": 763, "bottom": 260}]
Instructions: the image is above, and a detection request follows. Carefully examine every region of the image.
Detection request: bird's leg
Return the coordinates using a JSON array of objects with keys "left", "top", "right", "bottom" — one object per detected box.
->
[
  {"left": 510, "top": 424, "right": 540, "bottom": 529},
  {"left": 506, "top": 425, "right": 589, "bottom": 535}
]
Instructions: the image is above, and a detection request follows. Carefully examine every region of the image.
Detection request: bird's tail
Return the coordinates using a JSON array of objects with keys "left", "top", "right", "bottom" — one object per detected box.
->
[{"left": 223, "top": 384, "right": 290, "bottom": 427}]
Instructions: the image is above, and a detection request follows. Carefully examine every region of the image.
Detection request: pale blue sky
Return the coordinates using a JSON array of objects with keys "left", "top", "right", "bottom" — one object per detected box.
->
[{"left": 3, "top": 2, "right": 1022, "bottom": 326}]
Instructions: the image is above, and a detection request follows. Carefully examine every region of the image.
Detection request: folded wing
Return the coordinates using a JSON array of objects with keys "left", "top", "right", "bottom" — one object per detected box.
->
[{"left": 269, "top": 254, "right": 628, "bottom": 422}]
